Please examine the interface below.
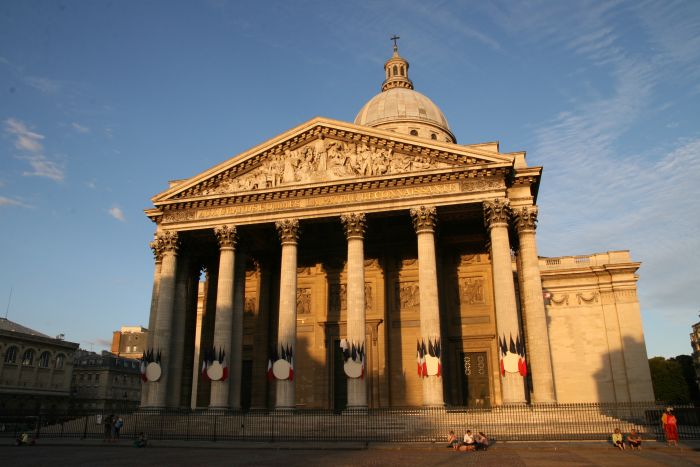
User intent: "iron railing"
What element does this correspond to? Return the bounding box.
[1,403,698,442]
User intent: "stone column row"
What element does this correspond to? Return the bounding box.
[484,198,556,404]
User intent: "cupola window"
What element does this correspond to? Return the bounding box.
[410,130,418,136]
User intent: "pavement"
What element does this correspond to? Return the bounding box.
[2,438,700,466]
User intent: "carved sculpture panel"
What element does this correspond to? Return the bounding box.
[398,282,420,312]
[459,277,485,305]
[200,137,454,195]
[297,288,311,314]
[329,283,373,314]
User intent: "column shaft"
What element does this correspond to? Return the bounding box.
[485,200,527,404]
[275,219,299,409]
[147,231,179,408]
[141,252,162,407]
[411,206,444,407]
[209,225,237,409]
[515,207,556,403]
[342,213,367,409]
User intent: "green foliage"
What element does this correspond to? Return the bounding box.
[671,354,700,402]
[649,356,691,403]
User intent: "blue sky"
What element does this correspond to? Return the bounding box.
[1,1,698,358]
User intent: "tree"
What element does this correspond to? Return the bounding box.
[648,356,690,403]
[671,354,700,402]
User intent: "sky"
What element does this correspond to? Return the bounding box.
[1,0,698,358]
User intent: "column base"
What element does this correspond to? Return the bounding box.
[342,406,368,415]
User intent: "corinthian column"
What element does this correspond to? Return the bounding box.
[484,199,526,404]
[340,212,367,409]
[147,230,179,408]
[275,219,299,409]
[141,242,163,407]
[514,206,556,403]
[410,206,444,407]
[209,225,237,409]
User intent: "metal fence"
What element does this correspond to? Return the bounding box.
[1,403,698,442]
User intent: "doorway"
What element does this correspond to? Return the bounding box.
[459,351,490,408]
[333,340,347,413]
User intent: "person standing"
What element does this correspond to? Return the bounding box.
[662,407,679,447]
[113,415,124,441]
[103,414,114,442]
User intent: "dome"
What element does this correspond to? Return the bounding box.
[354,43,456,143]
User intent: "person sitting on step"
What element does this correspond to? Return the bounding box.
[626,429,642,450]
[612,427,625,450]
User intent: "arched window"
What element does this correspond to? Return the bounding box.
[22,349,34,366]
[393,65,398,76]
[410,130,418,136]
[400,66,405,76]
[55,354,65,369]
[4,346,18,364]
[431,133,437,140]
[39,351,50,368]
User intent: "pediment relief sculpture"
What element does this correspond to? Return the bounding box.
[197,137,456,197]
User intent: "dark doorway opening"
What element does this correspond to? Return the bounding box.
[459,351,490,408]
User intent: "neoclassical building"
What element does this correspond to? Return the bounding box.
[141,45,654,410]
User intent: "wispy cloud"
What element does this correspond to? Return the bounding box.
[108,206,126,222]
[0,56,62,95]
[24,76,62,95]
[5,118,44,153]
[71,122,90,134]
[4,118,66,182]
[0,196,33,208]
[20,154,66,182]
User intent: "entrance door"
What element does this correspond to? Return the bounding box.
[460,352,490,408]
[333,340,347,412]
[241,360,252,410]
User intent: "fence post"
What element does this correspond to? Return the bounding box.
[82,414,88,439]
[213,415,218,443]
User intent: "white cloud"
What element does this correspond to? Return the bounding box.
[5,118,45,153]
[71,122,90,134]
[0,196,32,208]
[5,118,66,182]
[108,206,126,222]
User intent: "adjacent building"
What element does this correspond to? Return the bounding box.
[0,317,79,412]
[691,317,700,393]
[111,326,149,359]
[71,350,141,412]
[139,44,654,410]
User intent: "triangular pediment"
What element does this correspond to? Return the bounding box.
[152,117,514,204]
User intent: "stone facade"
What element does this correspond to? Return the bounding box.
[139,46,654,410]
[0,318,79,412]
[71,350,141,412]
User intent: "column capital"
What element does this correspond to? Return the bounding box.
[275,218,300,244]
[340,212,367,239]
[483,198,511,230]
[150,230,179,260]
[214,224,238,249]
[410,205,437,233]
[513,206,539,233]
